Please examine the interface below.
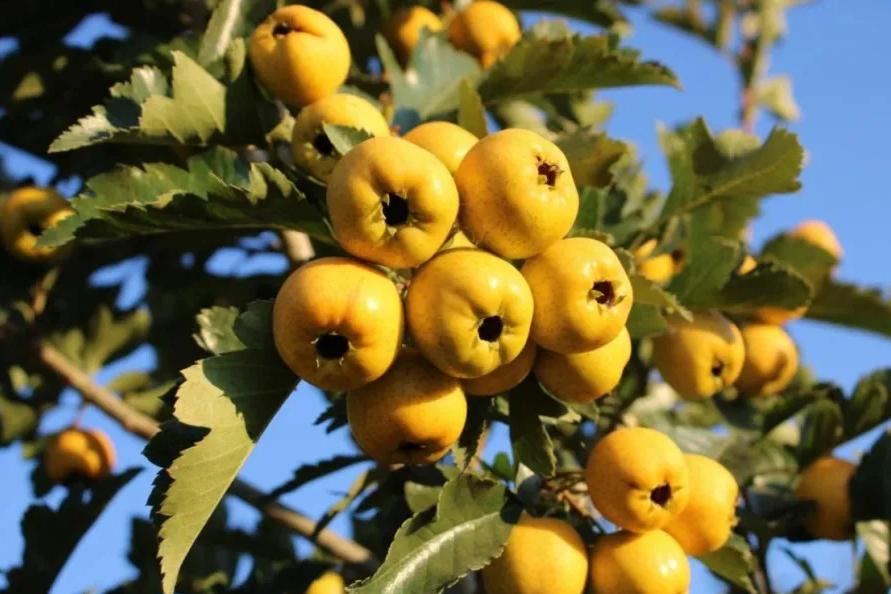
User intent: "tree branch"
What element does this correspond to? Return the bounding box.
[34,340,373,566]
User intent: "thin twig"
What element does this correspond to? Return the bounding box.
[34,340,373,566]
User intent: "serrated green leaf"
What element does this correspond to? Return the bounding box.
[806,280,891,338]
[668,236,741,305]
[707,260,813,313]
[697,534,758,594]
[348,474,521,594]
[194,306,244,355]
[39,147,330,247]
[845,370,891,439]
[509,378,559,477]
[479,25,678,104]
[797,399,843,466]
[630,274,690,316]
[322,122,373,156]
[0,394,38,445]
[404,482,442,514]
[457,78,488,138]
[266,454,367,500]
[626,304,668,338]
[760,233,837,288]
[556,128,627,189]
[198,0,276,66]
[146,302,298,594]
[657,119,803,224]
[49,306,151,373]
[453,397,491,470]
[3,469,139,593]
[377,32,480,129]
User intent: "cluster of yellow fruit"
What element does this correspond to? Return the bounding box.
[0,186,73,262]
[484,427,739,594]
[41,427,116,484]
[637,220,843,403]
[249,1,519,110]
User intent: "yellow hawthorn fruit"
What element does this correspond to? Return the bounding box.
[790,219,843,262]
[664,454,739,556]
[44,428,116,483]
[590,530,691,594]
[794,456,856,541]
[248,5,350,106]
[381,6,443,65]
[305,571,344,594]
[403,121,478,176]
[406,248,534,378]
[291,94,390,182]
[633,239,677,284]
[346,349,467,465]
[327,136,459,268]
[738,254,758,275]
[652,310,745,400]
[455,128,579,259]
[463,338,536,396]
[535,326,631,404]
[481,513,588,594]
[736,323,799,396]
[272,257,403,391]
[438,229,476,252]
[753,305,807,326]
[0,186,72,262]
[586,427,689,533]
[522,237,632,353]
[448,1,521,68]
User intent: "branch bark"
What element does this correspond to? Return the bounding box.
[35,340,373,566]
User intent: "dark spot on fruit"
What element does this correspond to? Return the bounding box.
[650,484,672,507]
[312,132,335,156]
[537,159,561,187]
[711,360,725,377]
[383,193,410,226]
[591,280,615,306]
[272,22,292,37]
[478,316,504,342]
[316,332,349,359]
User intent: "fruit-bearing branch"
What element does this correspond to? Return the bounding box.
[34,340,373,566]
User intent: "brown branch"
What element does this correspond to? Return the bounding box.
[34,340,373,566]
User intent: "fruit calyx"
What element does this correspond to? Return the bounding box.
[477,315,504,342]
[650,483,672,507]
[536,158,562,187]
[314,332,350,360]
[312,131,336,157]
[382,192,410,227]
[590,280,616,306]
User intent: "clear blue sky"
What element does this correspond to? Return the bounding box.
[1,3,890,592]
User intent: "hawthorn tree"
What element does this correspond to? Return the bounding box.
[1,1,891,593]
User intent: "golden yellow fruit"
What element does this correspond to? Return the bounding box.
[736,323,798,396]
[737,254,758,275]
[0,186,72,262]
[463,338,536,396]
[481,513,588,594]
[638,254,676,284]
[791,219,843,261]
[305,571,344,594]
[403,121,478,176]
[652,310,745,400]
[664,454,738,556]
[522,237,632,353]
[455,128,579,259]
[381,6,443,65]
[753,305,807,326]
[586,427,689,533]
[590,530,691,594]
[438,229,476,252]
[44,428,116,483]
[346,349,467,465]
[248,5,350,106]
[448,1,521,67]
[291,94,390,182]
[272,257,403,391]
[406,249,533,378]
[326,136,459,268]
[535,326,630,404]
[794,456,856,541]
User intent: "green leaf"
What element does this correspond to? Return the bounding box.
[194,306,244,355]
[509,379,559,477]
[39,147,330,247]
[0,394,38,445]
[668,236,741,305]
[453,397,491,470]
[657,119,804,224]
[756,75,800,122]
[404,482,442,514]
[856,521,891,593]
[850,429,891,522]
[806,281,891,338]
[707,260,812,313]
[198,0,275,66]
[796,399,844,466]
[479,24,678,104]
[630,274,690,317]
[556,128,628,189]
[626,303,668,338]
[348,474,521,594]
[3,469,140,593]
[697,535,758,594]
[760,233,837,288]
[49,306,151,373]
[845,370,891,438]
[266,454,367,500]
[377,32,479,129]
[457,78,488,138]
[146,302,298,594]
[322,122,374,156]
